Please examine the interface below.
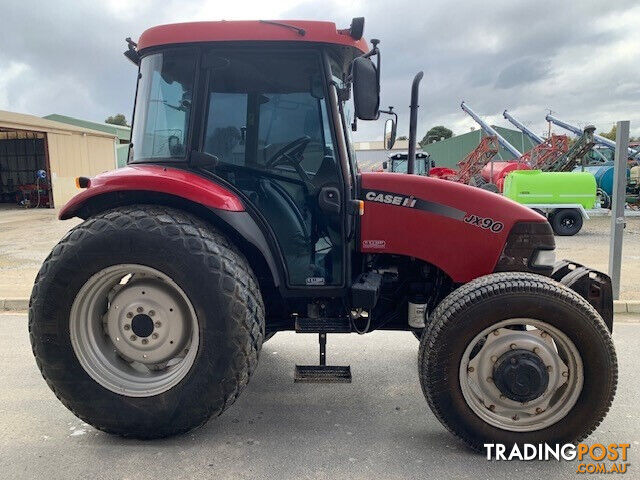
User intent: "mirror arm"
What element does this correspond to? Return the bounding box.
[379,106,397,124]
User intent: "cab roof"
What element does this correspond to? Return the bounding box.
[137,20,369,54]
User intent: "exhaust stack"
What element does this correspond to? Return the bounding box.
[407,72,424,175]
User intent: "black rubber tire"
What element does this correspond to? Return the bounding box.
[597,189,611,210]
[263,332,276,343]
[418,272,617,452]
[550,208,583,236]
[29,205,264,439]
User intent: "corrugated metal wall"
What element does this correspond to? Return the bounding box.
[46,131,116,207]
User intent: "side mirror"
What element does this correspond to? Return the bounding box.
[352,56,380,120]
[384,118,396,150]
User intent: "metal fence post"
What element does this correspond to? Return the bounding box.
[608,121,630,300]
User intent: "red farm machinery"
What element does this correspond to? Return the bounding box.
[28,18,617,451]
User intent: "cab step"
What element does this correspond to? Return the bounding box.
[294,365,352,383]
[294,333,352,383]
[295,317,351,333]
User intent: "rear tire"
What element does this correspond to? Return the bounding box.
[29,205,264,439]
[551,208,583,236]
[418,272,616,451]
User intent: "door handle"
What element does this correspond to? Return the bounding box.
[318,186,341,214]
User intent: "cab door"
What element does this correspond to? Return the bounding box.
[198,49,346,288]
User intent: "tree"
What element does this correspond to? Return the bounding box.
[599,125,616,141]
[420,125,453,146]
[105,114,128,126]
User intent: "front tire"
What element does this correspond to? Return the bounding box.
[29,205,264,438]
[418,272,616,451]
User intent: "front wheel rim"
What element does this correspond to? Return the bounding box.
[70,264,199,397]
[459,318,583,432]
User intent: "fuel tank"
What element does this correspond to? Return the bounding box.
[359,172,544,283]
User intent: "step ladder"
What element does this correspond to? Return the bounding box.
[294,317,352,383]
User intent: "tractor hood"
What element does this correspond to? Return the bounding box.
[359,172,548,282]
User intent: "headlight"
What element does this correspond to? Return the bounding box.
[531,249,556,268]
[495,221,555,275]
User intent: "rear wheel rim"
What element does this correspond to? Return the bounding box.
[70,264,199,397]
[459,318,583,432]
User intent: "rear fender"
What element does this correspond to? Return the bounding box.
[59,165,281,288]
[59,165,244,219]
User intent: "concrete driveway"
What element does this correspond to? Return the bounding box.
[1,313,638,480]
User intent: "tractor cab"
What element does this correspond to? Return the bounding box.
[383,152,434,174]
[126,19,378,290]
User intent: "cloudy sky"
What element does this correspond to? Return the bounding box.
[2,0,639,143]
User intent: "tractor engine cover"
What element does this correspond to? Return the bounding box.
[359,172,545,283]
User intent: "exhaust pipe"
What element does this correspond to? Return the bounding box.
[407,71,424,175]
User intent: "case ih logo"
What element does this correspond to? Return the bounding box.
[365,191,417,208]
[463,214,504,233]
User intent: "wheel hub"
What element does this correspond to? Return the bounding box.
[459,320,584,432]
[493,349,549,402]
[105,278,190,365]
[131,314,154,338]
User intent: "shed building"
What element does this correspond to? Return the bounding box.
[0,110,118,208]
[421,126,537,169]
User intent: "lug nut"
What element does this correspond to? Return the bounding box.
[141,339,148,345]
[535,408,542,414]
[467,366,474,372]
[149,310,155,317]
[486,377,493,383]
[533,347,539,354]
[130,335,137,341]
[490,356,497,363]
[152,333,159,339]
[137,306,144,313]
[562,371,569,377]
[512,415,519,421]
[155,321,161,328]
[126,312,133,319]
[124,324,130,331]
[509,343,516,350]
[493,330,500,336]
[488,405,495,411]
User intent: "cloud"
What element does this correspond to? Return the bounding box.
[495,58,551,89]
[0,0,639,143]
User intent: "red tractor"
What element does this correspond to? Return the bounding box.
[29,18,617,451]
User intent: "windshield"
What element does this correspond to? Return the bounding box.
[391,157,429,174]
[131,48,197,162]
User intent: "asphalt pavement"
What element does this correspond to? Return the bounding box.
[1,313,638,480]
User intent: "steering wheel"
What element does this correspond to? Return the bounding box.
[265,136,312,186]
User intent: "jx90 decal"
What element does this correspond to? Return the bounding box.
[464,214,504,233]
